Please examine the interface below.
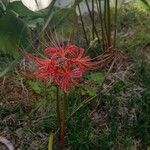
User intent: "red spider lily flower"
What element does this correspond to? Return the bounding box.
[26,53,58,81]
[45,44,97,70]
[26,43,99,92]
[54,62,83,92]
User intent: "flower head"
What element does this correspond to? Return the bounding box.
[26,43,98,92]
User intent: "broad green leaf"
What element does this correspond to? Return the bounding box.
[0,11,30,57]
[7,1,43,18]
[27,80,42,94]
[7,1,46,27]
[41,0,57,32]
[89,72,104,82]
[49,8,74,37]
[81,85,97,96]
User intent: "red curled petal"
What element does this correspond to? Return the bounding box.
[76,48,85,59]
[44,48,58,56]
[70,68,84,78]
[65,44,79,58]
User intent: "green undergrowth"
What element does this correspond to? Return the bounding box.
[117,0,150,54]
[1,68,149,149]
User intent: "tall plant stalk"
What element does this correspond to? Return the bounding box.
[92,0,95,39]
[113,0,118,48]
[102,0,112,49]
[97,0,107,50]
[107,0,111,47]
[104,0,111,48]
[76,0,117,50]
[104,0,109,48]
[69,0,78,42]
[77,0,89,45]
[60,92,67,150]
[85,0,100,43]
[56,86,60,126]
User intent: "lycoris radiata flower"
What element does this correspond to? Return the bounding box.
[26,43,99,92]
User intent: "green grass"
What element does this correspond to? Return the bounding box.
[117,0,150,54]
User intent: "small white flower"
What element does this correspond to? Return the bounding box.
[10,0,20,2]
[21,0,52,11]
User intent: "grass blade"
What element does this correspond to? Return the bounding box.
[48,133,54,150]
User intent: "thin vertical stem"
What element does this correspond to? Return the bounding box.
[77,0,89,45]
[60,92,67,150]
[69,0,77,42]
[104,0,109,48]
[92,0,95,39]
[97,0,107,50]
[107,0,111,47]
[85,0,101,43]
[104,0,112,48]
[56,86,60,126]
[113,0,118,48]
[63,92,67,121]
